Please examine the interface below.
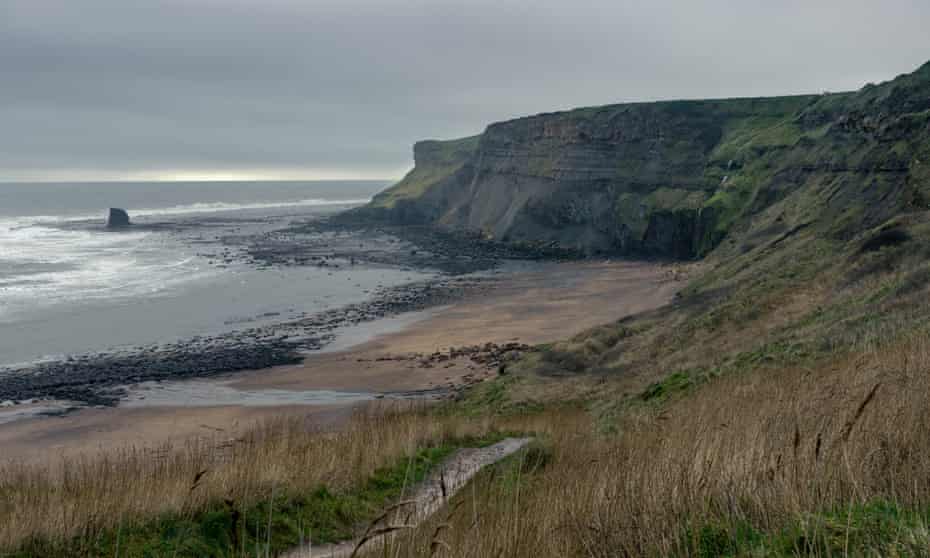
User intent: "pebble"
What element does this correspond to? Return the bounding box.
[0,217,556,408]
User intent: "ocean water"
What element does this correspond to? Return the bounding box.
[0,180,430,366]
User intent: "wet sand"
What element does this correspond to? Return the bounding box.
[0,261,680,463]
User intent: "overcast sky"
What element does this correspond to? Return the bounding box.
[2,0,929,182]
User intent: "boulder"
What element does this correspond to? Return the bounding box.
[107,208,131,228]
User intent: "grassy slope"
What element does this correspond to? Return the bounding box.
[369,135,480,209]
[0,406,557,558]
[395,331,930,556]
[12,445,458,558]
[399,231,930,552]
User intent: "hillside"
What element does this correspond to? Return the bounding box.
[358,61,930,259]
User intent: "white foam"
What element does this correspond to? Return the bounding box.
[123,379,377,408]
[0,197,371,227]
[0,220,216,322]
[0,195,370,322]
[128,197,371,218]
[0,401,77,425]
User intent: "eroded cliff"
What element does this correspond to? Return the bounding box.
[357,61,930,259]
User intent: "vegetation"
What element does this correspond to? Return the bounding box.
[9,445,457,557]
[369,136,480,209]
[386,331,930,556]
[0,405,546,557]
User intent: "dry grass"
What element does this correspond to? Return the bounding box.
[0,400,570,557]
[0,403,518,554]
[4,335,930,556]
[384,332,930,557]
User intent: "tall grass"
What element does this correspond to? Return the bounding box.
[390,333,930,556]
[0,403,509,554]
[6,333,930,555]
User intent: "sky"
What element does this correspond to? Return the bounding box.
[2,0,929,182]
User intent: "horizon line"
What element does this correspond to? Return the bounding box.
[0,177,399,184]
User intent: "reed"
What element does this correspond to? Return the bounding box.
[0,402,504,554]
[390,332,930,556]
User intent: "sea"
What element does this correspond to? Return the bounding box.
[0,180,433,367]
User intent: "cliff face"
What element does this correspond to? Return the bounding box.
[361,61,930,259]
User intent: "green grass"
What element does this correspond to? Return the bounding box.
[370,135,480,208]
[611,188,710,240]
[685,501,930,557]
[6,438,505,558]
[639,370,698,402]
[709,115,804,163]
[451,374,551,418]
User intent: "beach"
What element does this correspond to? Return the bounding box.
[0,260,680,462]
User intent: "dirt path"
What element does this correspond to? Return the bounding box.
[285,437,533,558]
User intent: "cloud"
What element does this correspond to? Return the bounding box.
[1,0,929,181]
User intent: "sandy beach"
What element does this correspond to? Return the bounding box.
[0,260,680,462]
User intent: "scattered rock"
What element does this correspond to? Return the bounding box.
[0,264,496,406]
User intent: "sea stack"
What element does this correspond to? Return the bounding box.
[107,208,131,228]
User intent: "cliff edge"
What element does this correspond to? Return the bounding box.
[354,61,930,259]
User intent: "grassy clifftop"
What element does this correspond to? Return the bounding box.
[369,135,480,209]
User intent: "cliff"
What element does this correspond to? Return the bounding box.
[358,61,930,259]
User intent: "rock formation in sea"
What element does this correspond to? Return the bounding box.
[107,208,131,228]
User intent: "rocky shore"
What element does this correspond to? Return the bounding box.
[0,215,559,410]
[0,273,494,408]
[355,341,533,398]
[239,215,580,275]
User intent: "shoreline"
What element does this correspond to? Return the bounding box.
[0,259,682,463]
[0,270,494,407]
[0,216,528,408]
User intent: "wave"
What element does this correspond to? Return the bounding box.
[126,197,371,219]
[0,197,371,230]
[0,195,370,323]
